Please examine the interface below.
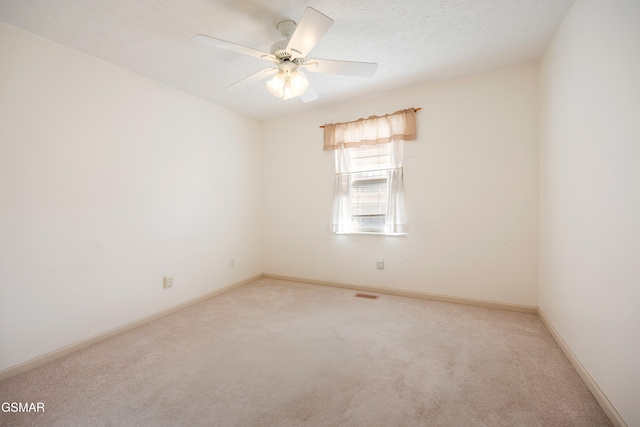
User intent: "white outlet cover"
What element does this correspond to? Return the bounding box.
[376,260,384,270]
[163,275,174,288]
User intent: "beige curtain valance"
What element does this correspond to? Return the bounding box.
[323,108,417,151]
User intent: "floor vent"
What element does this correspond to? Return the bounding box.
[354,293,379,300]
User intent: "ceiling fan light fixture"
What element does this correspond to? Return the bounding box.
[267,69,308,100]
[266,72,286,97]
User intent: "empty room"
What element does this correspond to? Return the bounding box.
[1,0,638,426]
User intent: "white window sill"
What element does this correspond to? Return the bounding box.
[334,232,406,236]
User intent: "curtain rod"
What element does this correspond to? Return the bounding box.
[319,107,421,129]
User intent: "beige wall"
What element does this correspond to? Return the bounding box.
[263,64,539,307]
[0,22,263,372]
[539,0,640,425]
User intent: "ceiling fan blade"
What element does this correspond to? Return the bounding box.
[225,68,278,91]
[286,7,334,58]
[300,84,319,103]
[302,59,378,77]
[192,34,276,61]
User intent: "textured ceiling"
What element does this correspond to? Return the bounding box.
[0,0,575,121]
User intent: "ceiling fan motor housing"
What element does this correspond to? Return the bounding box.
[270,40,302,63]
[271,20,302,62]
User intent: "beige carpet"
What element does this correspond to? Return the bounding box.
[0,278,612,426]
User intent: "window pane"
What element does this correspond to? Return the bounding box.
[351,169,388,232]
[352,215,386,232]
[349,144,391,173]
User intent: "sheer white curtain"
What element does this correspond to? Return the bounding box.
[385,140,406,235]
[329,146,353,234]
[324,109,416,235]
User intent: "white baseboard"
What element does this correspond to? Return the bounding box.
[0,274,261,383]
[262,273,538,314]
[538,308,627,427]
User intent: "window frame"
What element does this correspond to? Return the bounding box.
[331,141,406,236]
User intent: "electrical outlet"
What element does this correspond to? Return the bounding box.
[230,258,235,268]
[376,260,384,270]
[163,275,173,288]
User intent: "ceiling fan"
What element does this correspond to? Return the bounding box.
[192,7,378,102]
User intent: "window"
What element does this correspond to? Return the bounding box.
[324,108,417,235]
[344,143,391,233]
